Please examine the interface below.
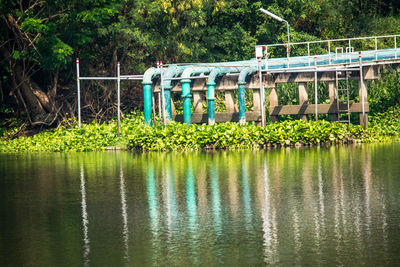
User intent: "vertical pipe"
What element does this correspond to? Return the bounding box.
[314,55,318,121]
[181,79,192,124]
[117,62,121,137]
[307,43,310,66]
[395,36,397,59]
[76,58,81,128]
[258,58,265,127]
[143,82,153,126]
[238,82,246,125]
[207,82,216,125]
[375,37,378,60]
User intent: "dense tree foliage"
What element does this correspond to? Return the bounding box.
[1,0,399,125]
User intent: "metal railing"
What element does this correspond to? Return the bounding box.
[76,59,143,134]
[256,34,400,69]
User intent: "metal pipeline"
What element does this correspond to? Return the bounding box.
[180,67,213,124]
[206,66,244,125]
[161,65,186,123]
[238,66,257,125]
[142,67,160,126]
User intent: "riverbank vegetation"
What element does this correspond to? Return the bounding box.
[1,106,399,152]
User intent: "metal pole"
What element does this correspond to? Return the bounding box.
[157,61,162,122]
[286,21,290,59]
[158,93,162,122]
[76,58,81,128]
[359,52,366,129]
[258,58,265,127]
[314,55,318,121]
[117,62,121,137]
[160,62,166,127]
[328,41,331,64]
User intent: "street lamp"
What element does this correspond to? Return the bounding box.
[260,8,290,59]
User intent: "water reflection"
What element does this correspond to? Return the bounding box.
[80,164,90,266]
[2,146,398,266]
[119,164,129,260]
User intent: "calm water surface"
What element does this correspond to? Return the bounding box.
[1,144,400,266]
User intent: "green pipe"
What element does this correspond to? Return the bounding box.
[238,82,246,125]
[206,82,216,125]
[181,79,192,124]
[143,82,153,126]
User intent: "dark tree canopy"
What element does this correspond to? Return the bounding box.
[1,0,399,125]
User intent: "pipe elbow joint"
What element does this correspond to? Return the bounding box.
[142,67,159,84]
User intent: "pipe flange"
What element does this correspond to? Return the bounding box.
[182,94,192,98]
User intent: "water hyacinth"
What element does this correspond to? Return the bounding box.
[1,107,399,152]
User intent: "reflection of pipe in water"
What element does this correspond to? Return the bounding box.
[80,164,90,266]
[119,164,129,260]
[211,164,222,233]
[313,155,325,262]
[241,158,252,228]
[362,153,371,236]
[164,166,177,240]
[147,163,160,263]
[186,162,199,262]
[261,161,278,264]
[186,163,198,227]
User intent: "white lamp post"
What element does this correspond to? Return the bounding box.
[260,8,291,59]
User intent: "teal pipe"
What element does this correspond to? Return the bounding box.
[181,79,192,124]
[142,67,160,126]
[238,67,257,125]
[180,67,213,124]
[161,65,186,123]
[206,82,216,125]
[207,66,244,125]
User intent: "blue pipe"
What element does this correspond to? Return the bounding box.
[180,67,213,124]
[207,66,244,125]
[161,65,186,123]
[142,67,160,126]
[238,67,257,125]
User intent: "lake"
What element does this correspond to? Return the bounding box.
[1,144,400,266]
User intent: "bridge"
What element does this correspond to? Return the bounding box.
[141,35,400,128]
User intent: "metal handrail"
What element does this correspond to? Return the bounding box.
[257,34,399,49]
[256,34,399,61]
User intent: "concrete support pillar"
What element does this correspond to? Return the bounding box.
[225,90,237,112]
[253,89,261,125]
[253,89,261,112]
[170,94,175,115]
[328,81,338,121]
[193,91,203,113]
[269,86,278,122]
[298,82,308,121]
[359,78,368,128]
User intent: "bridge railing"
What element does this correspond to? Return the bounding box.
[256,34,400,69]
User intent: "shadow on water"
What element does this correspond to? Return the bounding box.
[1,144,400,266]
